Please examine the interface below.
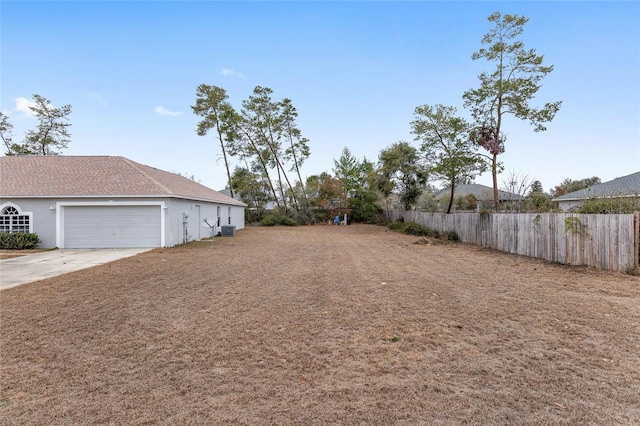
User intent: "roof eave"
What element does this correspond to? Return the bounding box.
[552,193,639,202]
[0,193,247,206]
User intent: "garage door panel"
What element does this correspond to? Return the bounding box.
[64,206,161,248]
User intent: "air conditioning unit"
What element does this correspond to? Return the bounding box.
[220,225,236,237]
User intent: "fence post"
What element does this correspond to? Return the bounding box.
[634,211,640,270]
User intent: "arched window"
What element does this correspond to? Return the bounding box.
[2,206,19,215]
[0,204,32,233]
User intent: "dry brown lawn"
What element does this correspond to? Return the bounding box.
[1,224,639,425]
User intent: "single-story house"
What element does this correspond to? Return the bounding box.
[0,156,246,248]
[433,184,524,211]
[552,171,640,211]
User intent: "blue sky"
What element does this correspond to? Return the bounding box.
[2,1,639,194]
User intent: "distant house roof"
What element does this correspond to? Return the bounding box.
[0,155,246,206]
[433,184,524,201]
[218,189,243,201]
[552,171,640,201]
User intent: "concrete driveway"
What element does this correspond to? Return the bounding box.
[0,248,152,290]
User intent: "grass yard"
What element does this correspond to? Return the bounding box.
[1,224,639,425]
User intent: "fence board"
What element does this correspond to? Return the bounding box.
[388,210,636,272]
[635,212,640,269]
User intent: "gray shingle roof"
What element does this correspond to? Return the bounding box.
[553,171,640,201]
[433,184,524,201]
[0,155,246,206]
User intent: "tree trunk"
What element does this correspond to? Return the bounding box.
[262,125,299,211]
[492,152,499,212]
[447,181,455,214]
[288,133,308,212]
[216,126,234,198]
[241,129,281,209]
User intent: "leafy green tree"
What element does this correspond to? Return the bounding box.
[333,149,380,222]
[464,194,478,211]
[463,12,562,211]
[241,86,299,210]
[529,180,544,194]
[351,158,381,223]
[231,165,272,218]
[220,86,311,214]
[242,86,291,207]
[19,94,72,155]
[375,168,395,220]
[332,148,375,196]
[349,187,381,223]
[0,112,19,155]
[411,104,486,213]
[378,141,428,210]
[524,179,552,211]
[333,147,361,197]
[524,191,553,212]
[552,176,601,197]
[225,107,282,209]
[305,173,348,220]
[1,112,12,144]
[191,84,237,198]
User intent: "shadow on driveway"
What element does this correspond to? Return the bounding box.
[0,249,152,290]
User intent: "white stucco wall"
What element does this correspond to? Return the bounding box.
[0,198,57,248]
[164,198,245,246]
[557,200,583,212]
[0,196,245,249]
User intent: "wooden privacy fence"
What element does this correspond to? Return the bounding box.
[388,210,640,272]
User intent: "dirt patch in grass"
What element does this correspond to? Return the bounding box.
[1,224,639,424]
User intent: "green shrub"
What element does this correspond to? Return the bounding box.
[387,220,406,232]
[575,194,640,214]
[0,232,40,249]
[444,230,460,241]
[404,221,428,236]
[387,220,429,236]
[260,214,300,227]
[260,216,278,226]
[425,228,440,238]
[387,221,459,242]
[278,216,298,226]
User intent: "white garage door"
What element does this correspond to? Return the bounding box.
[63,205,161,248]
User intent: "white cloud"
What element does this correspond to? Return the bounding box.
[220,68,247,79]
[153,106,183,117]
[87,92,107,106]
[15,97,36,117]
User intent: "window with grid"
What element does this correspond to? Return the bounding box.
[0,206,31,233]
